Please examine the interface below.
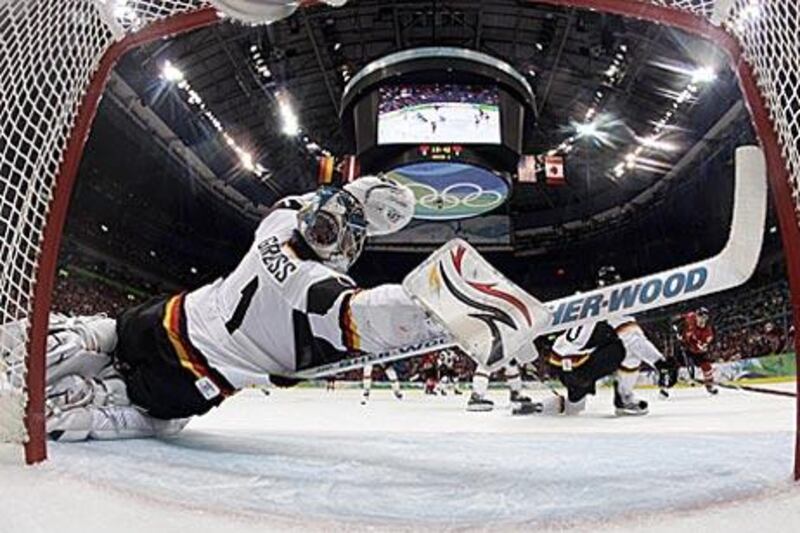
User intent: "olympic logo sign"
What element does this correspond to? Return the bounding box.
[407,182,506,212]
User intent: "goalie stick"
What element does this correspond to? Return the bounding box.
[295,146,766,379]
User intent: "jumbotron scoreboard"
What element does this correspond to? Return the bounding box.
[340,47,536,221]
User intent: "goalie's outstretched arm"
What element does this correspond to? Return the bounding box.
[298,281,446,373]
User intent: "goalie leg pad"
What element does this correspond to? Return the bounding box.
[48,405,189,442]
[46,331,114,384]
[49,313,118,353]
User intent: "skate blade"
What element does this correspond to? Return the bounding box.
[466,404,494,412]
[511,403,543,416]
[614,407,649,416]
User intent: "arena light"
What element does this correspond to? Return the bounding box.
[161,60,184,83]
[638,135,677,152]
[576,121,599,138]
[163,63,269,178]
[691,66,716,84]
[239,151,256,172]
[276,91,299,136]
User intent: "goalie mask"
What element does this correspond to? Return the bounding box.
[344,176,416,236]
[297,187,367,272]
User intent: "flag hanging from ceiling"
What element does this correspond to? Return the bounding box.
[517,155,538,183]
[544,155,565,186]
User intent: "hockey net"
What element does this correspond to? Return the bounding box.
[1,0,799,472]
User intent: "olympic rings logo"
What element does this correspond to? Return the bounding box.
[407,182,506,211]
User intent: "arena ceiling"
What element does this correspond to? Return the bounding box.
[73,0,762,285]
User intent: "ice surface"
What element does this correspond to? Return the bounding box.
[2,383,799,532]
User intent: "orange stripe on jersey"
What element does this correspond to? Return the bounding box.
[547,353,590,369]
[163,295,205,379]
[340,291,361,351]
[162,294,234,397]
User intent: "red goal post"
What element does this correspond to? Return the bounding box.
[1,0,798,477]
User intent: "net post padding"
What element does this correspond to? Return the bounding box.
[531,0,800,483]
[24,7,219,464]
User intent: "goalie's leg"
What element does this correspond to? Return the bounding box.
[46,367,187,441]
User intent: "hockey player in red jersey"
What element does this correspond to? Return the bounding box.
[679,307,717,394]
[658,307,716,397]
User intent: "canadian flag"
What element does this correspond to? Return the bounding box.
[545,155,565,185]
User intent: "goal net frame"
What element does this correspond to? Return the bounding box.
[2,0,799,478]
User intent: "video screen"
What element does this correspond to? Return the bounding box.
[377,84,501,145]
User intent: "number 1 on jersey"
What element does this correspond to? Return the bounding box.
[225,276,259,335]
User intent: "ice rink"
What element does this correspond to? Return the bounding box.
[3,382,800,532]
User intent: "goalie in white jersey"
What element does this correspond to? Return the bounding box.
[35,178,443,441]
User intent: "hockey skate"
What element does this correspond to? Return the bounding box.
[705,383,719,395]
[659,388,670,399]
[509,390,532,405]
[393,389,403,400]
[361,390,370,405]
[614,383,648,416]
[466,392,494,412]
[511,401,545,416]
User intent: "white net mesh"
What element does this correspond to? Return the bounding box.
[726,0,800,215]
[0,0,206,447]
[0,0,797,456]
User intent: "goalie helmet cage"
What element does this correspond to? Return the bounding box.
[1,0,799,475]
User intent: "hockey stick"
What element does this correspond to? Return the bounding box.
[716,381,796,397]
[297,147,766,379]
[293,335,456,379]
[538,146,766,335]
[689,376,797,398]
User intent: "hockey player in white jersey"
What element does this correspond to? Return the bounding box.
[361,363,402,404]
[434,349,462,396]
[467,356,535,412]
[524,266,664,417]
[33,178,441,441]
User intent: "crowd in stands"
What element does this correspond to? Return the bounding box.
[640,280,794,362]
[51,269,145,317]
[378,84,498,114]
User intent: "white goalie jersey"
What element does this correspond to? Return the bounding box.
[183,207,440,388]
